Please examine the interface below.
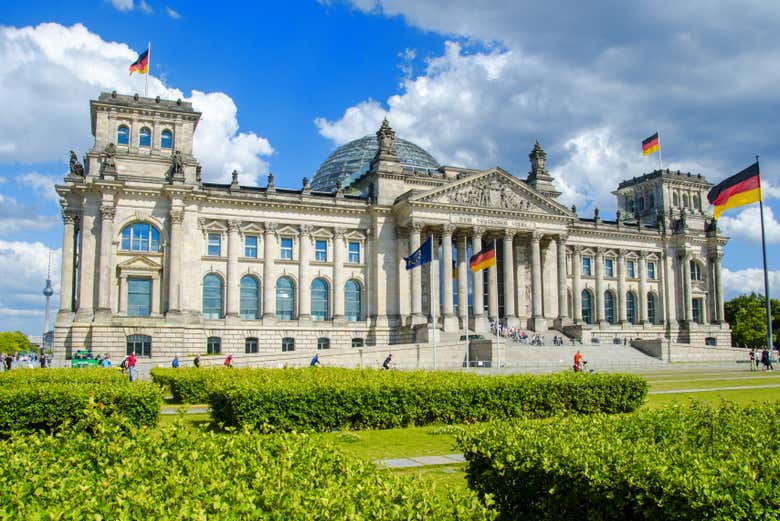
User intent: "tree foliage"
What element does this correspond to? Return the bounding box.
[724,293,780,348]
[0,331,33,354]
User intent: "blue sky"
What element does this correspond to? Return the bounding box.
[1,0,779,336]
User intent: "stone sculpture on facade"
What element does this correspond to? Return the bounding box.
[170,150,185,183]
[69,150,85,177]
[100,143,117,178]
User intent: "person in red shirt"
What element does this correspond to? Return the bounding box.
[127,351,138,382]
[224,354,233,368]
[573,350,583,372]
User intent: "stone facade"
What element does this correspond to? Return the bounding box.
[53,93,731,363]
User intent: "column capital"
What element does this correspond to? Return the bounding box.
[639,249,649,260]
[264,222,278,234]
[530,230,543,242]
[555,232,568,243]
[99,204,115,221]
[503,229,517,239]
[62,209,78,224]
[299,224,313,237]
[334,226,347,238]
[595,246,605,257]
[228,219,242,232]
[572,244,583,254]
[472,226,486,238]
[170,209,184,224]
[411,221,424,233]
[618,248,629,258]
[442,224,456,236]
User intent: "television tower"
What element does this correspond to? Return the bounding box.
[42,250,54,351]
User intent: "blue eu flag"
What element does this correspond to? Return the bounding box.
[404,237,432,270]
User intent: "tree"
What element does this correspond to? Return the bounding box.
[724,293,780,348]
[0,331,34,354]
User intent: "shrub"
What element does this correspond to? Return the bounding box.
[205,368,647,432]
[151,367,250,403]
[458,402,780,520]
[0,367,125,386]
[0,422,496,519]
[0,381,161,432]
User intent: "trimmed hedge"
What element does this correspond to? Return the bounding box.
[0,420,495,520]
[0,381,161,432]
[203,368,647,432]
[0,367,125,385]
[151,367,249,403]
[458,402,780,520]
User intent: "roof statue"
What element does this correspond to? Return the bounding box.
[69,150,85,177]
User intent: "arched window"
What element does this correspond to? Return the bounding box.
[202,274,223,319]
[647,293,657,324]
[121,222,160,252]
[626,292,636,324]
[139,127,151,147]
[683,193,690,208]
[673,192,679,207]
[690,260,703,281]
[604,291,616,324]
[161,129,173,149]
[126,334,151,357]
[311,278,329,321]
[693,194,701,210]
[345,280,361,321]
[581,290,593,325]
[240,276,259,320]
[117,125,129,145]
[648,193,655,209]
[276,277,295,321]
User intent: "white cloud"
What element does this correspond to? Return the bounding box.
[0,22,273,184]
[0,193,57,234]
[108,0,134,11]
[722,267,780,299]
[16,172,61,204]
[717,205,780,244]
[165,6,182,19]
[315,99,386,145]
[138,0,153,14]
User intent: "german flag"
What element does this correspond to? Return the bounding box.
[642,132,659,156]
[469,243,496,273]
[129,49,149,75]
[707,162,761,220]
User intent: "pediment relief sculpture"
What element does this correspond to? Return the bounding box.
[427,174,540,212]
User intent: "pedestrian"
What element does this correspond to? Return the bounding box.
[4,353,12,371]
[749,349,757,371]
[310,353,321,367]
[761,348,773,371]
[101,354,112,368]
[40,352,47,368]
[194,354,201,368]
[573,350,583,372]
[171,355,180,368]
[126,351,138,382]
[224,354,233,368]
[382,353,393,370]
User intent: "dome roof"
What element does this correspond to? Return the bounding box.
[311,134,440,192]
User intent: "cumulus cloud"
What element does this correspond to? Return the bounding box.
[165,7,182,19]
[722,267,780,299]
[107,0,134,11]
[718,205,780,244]
[16,172,61,204]
[0,22,273,184]
[0,194,57,234]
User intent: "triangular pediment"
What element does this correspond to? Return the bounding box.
[117,255,162,271]
[407,168,573,217]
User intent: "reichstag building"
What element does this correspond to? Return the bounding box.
[54,92,731,361]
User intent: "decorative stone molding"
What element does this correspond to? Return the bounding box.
[170,210,184,225]
[62,210,78,225]
[411,221,424,233]
[228,219,241,232]
[299,224,313,237]
[264,222,278,234]
[503,229,517,239]
[531,231,543,242]
[441,224,456,236]
[99,205,115,221]
[472,226,486,239]
[333,227,347,238]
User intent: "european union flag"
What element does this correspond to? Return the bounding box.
[404,237,432,270]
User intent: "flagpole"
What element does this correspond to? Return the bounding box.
[494,239,500,371]
[657,129,663,171]
[432,235,437,370]
[145,41,151,97]
[757,157,773,352]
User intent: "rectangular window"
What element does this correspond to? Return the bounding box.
[582,257,592,277]
[280,237,293,260]
[245,337,258,354]
[317,337,330,350]
[282,337,295,352]
[605,258,614,278]
[627,260,636,278]
[315,239,327,262]
[692,299,704,324]
[207,233,221,257]
[648,262,656,279]
[351,338,364,348]
[126,334,152,357]
[348,241,360,264]
[244,235,258,258]
[207,337,221,355]
[127,278,152,317]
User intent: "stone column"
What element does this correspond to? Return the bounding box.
[75,198,97,320]
[617,250,627,323]
[595,247,605,325]
[167,209,184,314]
[682,251,693,322]
[428,232,439,325]
[715,252,725,322]
[262,223,277,321]
[657,253,667,326]
[298,224,312,321]
[441,225,458,331]
[118,274,127,314]
[556,234,568,325]
[96,204,115,315]
[639,251,648,324]
[226,219,241,319]
[487,236,499,322]
[530,231,546,331]
[572,246,582,323]
[471,227,488,332]
[59,210,77,312]
[409,222,425,324]
[457,232,469,329]
[333,227,346,321]
[503,230,518,327]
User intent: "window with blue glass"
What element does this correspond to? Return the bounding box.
[604,291,616,324]
[348,241,360,263]
[627,260,636,278]
[282,337,295,352]
[276,277,295,320]
[605,258,614,278]
[240,276,259,320]
[582,257,592,276]
[207,336,221,354]
[626,292,636,324]
[126,334,151,357]
[315,240,327,261]
[690,260,702,281]
[160,129,173,149]
[280,238,293,260]
[127,278,151,317]
[202,274,223,319]
[207,233,221,256]
[311,278,329,321]
[117,125,129,145]
[244,235,258,258]
[139,127,151,147]
[648,261,656,279]
[581,290,593,324]
[647,293,657,324]
[120,223,160,252]
[345,280,361,321]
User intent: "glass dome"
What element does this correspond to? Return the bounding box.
[311,135,440,192]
